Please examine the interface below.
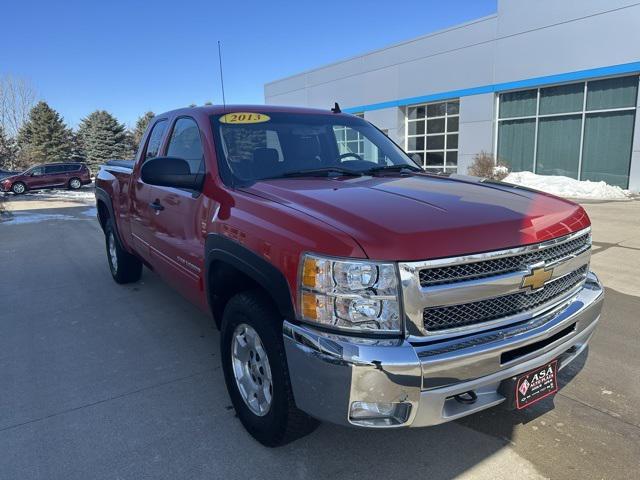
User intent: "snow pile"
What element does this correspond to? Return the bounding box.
[503,171,631,200]
[493,165,509,177]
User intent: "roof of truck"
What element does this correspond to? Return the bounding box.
[158,104,355,118]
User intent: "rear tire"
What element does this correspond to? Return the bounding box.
[221,290,318,447]
[68,177,82,190]
[11,182,26,195]
[105,218,142,284]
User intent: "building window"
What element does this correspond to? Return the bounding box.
[406,100,459,173]
[497,75,638,188]
[334,112,365,156]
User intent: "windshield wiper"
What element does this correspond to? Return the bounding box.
[264,167,364,179]
[364,164,423,175]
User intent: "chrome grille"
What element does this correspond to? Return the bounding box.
[419,232,590,287]
[422,266,588,332]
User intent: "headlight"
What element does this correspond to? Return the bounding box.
[298,254,401,334]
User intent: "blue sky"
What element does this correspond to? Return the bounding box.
[1,0,496,128]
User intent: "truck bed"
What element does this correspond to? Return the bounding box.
[104,159,135,170]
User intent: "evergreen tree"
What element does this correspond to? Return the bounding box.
[77,110,127,171]
[68,132,86,163]
[16,101,73,164]
[0,124,17,170]
[122,129,137,159]
[132,111,155,147]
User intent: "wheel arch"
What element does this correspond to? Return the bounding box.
[205,234,295,329]
[95,186,123,242]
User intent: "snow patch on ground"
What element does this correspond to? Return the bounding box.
[1,212,82,225]
[0,207,96,225]
[503,171,631,200]
[23,186,95,201]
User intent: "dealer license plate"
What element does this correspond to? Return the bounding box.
[513,360,558,409]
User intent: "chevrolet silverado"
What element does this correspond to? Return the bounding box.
[95,105,603,446]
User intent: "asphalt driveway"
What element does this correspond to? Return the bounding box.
[0,191,638,480]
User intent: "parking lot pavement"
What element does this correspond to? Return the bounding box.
[1,193,639,480]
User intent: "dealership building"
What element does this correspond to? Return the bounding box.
[265,0,640,190]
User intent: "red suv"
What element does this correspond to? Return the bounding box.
[1,162,92,194]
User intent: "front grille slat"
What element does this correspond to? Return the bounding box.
[423,266,588,332]
[419,233,590,287]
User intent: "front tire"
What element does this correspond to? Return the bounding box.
[11,182,26,195]
[68,177,82,190]
[221,290,318,446]
[105,219,142,284]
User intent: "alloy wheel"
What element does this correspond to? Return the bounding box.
[108,232,118,273]
[231,323,273,416]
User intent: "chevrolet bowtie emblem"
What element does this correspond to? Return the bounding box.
[521,265,554,292]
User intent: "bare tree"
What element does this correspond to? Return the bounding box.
[0,75,37,137]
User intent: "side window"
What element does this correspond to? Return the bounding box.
[144,120,168,161]
[31,166,44,176]
[166,118,205,174]
[45,164,64,174]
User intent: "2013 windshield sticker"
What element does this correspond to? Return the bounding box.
[219,112,270,124]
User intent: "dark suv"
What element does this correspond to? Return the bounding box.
[1,163,92,194]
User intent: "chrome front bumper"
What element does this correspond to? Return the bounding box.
[283,272,604,428]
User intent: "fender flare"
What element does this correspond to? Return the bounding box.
[205,234,295,322]
[95,186,124,245]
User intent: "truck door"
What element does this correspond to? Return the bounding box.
[130,118,169,262]
[139,116,210,307]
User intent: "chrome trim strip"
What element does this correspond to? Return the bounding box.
[410,227,591,271]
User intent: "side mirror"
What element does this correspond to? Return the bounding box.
[141,157,204,191]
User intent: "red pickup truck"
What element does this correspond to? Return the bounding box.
[95,105,603,446]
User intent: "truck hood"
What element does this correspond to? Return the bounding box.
[242,174,590,261]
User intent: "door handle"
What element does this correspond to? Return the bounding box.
[149,200,165,211]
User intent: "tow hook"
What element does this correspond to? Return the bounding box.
[454,391,478,405]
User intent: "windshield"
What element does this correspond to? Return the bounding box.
[210,112,419,185]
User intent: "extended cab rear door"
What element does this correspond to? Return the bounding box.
[130,118,169,262]
[134,116,210,306]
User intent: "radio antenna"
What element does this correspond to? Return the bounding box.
[217,40,227,111]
